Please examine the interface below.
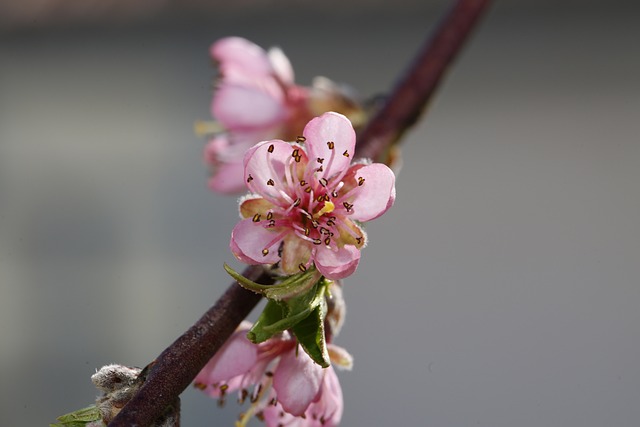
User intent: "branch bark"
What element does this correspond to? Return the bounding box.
[109,1,491,425]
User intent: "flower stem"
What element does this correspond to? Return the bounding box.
[108,1,492,425]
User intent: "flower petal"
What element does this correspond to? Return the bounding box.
[344,163,396,222]
[273,348,326,416]
[244,139,294,204]
[208,160,247,194]
[280,233,313,275]
[267,46,294,84]
[212,84,286,130]
[230,218,283,264]
[303,112,355,181]
[314,244,360,280]
[210,37,273,83]
[194,326,257,396]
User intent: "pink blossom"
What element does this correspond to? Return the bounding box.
[194,323,350,427]
[230,112,396,280]
[202,37,365,194]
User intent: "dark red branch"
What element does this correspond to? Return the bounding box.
[355,0,491,160]
[109,1,491,425]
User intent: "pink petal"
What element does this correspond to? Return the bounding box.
[244,140,294,204]
[194,327,257,396]
[208,160,247,194]
[314,244,360,280]
[230,218,283,264]
[267,46,295,84]
[212,84,286,130]
[345,163,396,222]
[313,367,343,426]
[273,348,325,416]
[303,112,356,181]
[210,37,273,83]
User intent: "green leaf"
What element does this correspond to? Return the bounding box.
[51,405,102,426]
[247,299,285,343]
[291,301,330,368]
[223,263,320,301]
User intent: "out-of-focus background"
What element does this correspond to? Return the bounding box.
[1,0,639,426]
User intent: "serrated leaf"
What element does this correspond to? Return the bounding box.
[291,301,330,368]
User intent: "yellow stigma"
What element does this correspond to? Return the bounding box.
[315,200,335,218]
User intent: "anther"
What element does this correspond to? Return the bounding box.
[298,263,307,272]
[262,249,269,256]
[267,212,273,220]
[304,228,310,236]
[293,198,301,207]
[319,177,328,187]
[327,141,335,149]
[316,166,324,172]
[317,194,325,202]
[324,237,331,245]
[343,201,353,212]
[267,179,275,186]
[356,236,363,245]
[317,157,324,164]
[305,187,312,193]
[267,220,276,227]
[358,176,365,186]
[343,150,349,157]
[247,174,253,183]
[311,220,319,228]
[296,136,306,143]
[268,144,274,153]
[313,239,322,245]
[300,180,307,186]
[292,148,300,158]
[252,213,261,222]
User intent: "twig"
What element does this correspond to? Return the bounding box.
[108,0,491,425]
[355,0,491,160]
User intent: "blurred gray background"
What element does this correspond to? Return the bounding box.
[1,0,639,426]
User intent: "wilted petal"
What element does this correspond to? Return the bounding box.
[239,195,276,219]
[213,84,285,130]
[314,244,360,280]
[273,348,325,416]
[280,233,312,275]
[230,218,283,264]
[303,112,355,181]
[344,163,396,222]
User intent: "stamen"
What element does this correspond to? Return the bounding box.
[327,141,334,149]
